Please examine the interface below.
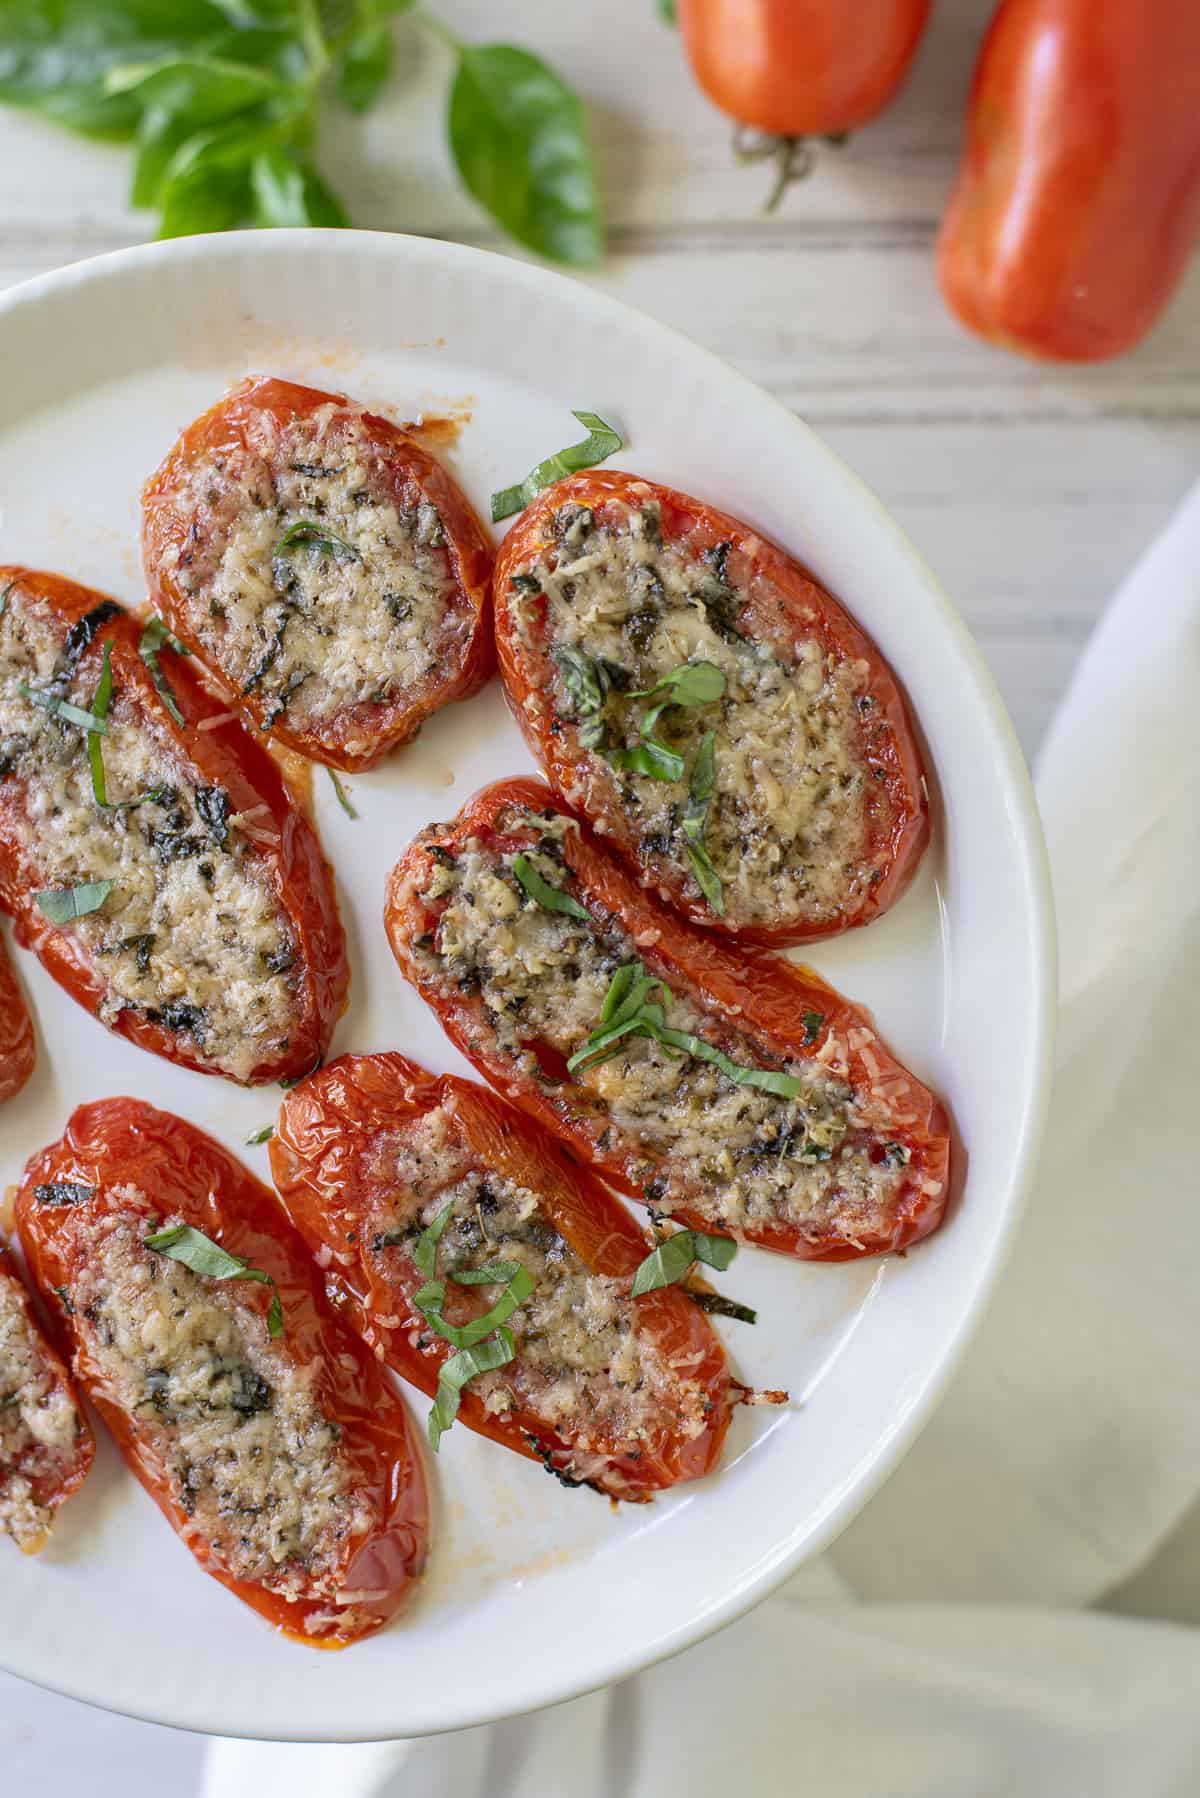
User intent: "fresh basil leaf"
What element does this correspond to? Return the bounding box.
[511,852,589,921]
[138,615,188,724]
[33,1181,95,1207]
[630,661,725,708]
[685,839,725,914]
[251,145,349,226]
[683,730,716,841]
[19,682,108,734]
[606,738,684,783]
[803,1010,825,1044]
[687,1290,756,1325]
[491,410,622,522]
[413,1199,455,1279]
[598,959,641,1028]
[158,148,255,236]
[245,1124,274,1144]
[86,642,114,805]
[552,644,609,724]
[428,1328,515,1451]
[105,51,284,119]
[449,42,602,270]
[631,1228,736,1298]
[656,0,677,21]
[656,1025,802,1097]
[450,1260,523,1286]
[337,18,391,112]
[145,1222,285,1334]
[327,766,358,819]
[35,879,114,923]
[415,1260,533,1351]
[274,519,360,560]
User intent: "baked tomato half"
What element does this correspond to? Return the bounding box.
[0,931,35,1104]
[493,472,928,946]
[0,1237,94,1554]
[16,1099,429,1647]
[0,568,347,1084]
[271,1052,732,1500]
[385,778,951,1261]
[142,376,495,769]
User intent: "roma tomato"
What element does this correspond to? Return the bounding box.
[0,569,347,1084]
[938,0,1200,361]
[272,1053,733,1499]
[385,777,952,1262]
[679,0,932,139]
[0,1237,94,1553]
[16,1099,429,1647]
[493,469,929,947]
[0,932,34,1104]
[142,377,495,770]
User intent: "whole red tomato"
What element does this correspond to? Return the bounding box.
[938,0,1200,361]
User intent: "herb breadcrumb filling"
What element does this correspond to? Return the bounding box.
[0,1271,82,1550]
[414,813,914,1248]
[0,589,301,1082]
[504,499,876,927]
[70,1207,370,1607]
[154,403,460,741]
[364,1106,711,1464]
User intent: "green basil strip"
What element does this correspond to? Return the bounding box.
[606,738,685,783]
[414,1261,533,1351]
[683,731,717,842]
[428,1328,516,1451]
[413,1199,455,1279]
[245,1125,274,1146]
[138,616,189,727]
[87,643,114,804]
[35,880,113,924]
[803,1010,825,1044]
[512,852,589,920]
[630,662,725,707]
[490,411,622,522]
[274,521,361,562]
[144,1223,284,1338]
[19,684,107,734]
[631,1228,737,1298]
[655,1025,803,1097]
[685,840,725,914]
[327,767,358,819]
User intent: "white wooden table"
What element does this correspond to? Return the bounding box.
[1,0,1196,1785]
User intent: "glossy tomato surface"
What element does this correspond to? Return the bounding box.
[937,0,1200,361]
[16,1099,429,1647]
[679,0,932,136]
[493,469,929,946]
[272,1052,732,1499]
[0,932,34,1104]
[0,1238,94,1553]
[0,568,347,1084]
[386,777,952,1261]
[141,376,495,769]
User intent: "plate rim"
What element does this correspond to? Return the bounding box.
[0,227,1057,1739]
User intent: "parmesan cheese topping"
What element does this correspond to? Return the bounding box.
[503,499,876,926]
[152,401,462,745]
[365,1106,711,1463]
[0,590,302,1081]
[68,1204,370,1601]
[415,816,914,1247]
[0,1268,82,1549]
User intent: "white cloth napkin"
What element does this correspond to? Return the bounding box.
[204,483,1200,1798]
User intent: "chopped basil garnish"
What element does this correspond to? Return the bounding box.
[33,1181,94,1207]
[83,645,164,812]
[327,768,358,819]
[803,1010,825,1044]
[35,879,113,923]
[568,960,803,1098]
[144,1223,283,1338]
[0,578,15,622]
[19,683,107,734]
[630,661,725,708]
[552,646,610,749]
[195,787,231,846]
[273,521,361,563]
[428,1332,517,1451]
[606,738,684,782]
[604,660,725,788]
[245,1125,275,1146]
[687,1290,757,1326]
[631,1228,736,1297]
[512,852,589,920]
[682,729,724,913]
[138,616,190,727]
[685,840,724,913]
[414,1260,534,1352]
[490,411,623,522]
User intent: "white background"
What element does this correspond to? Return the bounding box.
[1,0,1197,1786]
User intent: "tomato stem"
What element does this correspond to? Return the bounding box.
[731,127,849,213]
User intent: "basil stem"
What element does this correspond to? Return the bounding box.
[327,767,358,819]
[145,1223,284,1338]
[631,1228,737,1297]
[35,880,113,924]
[512,852,589,920]
[490,411,622,521]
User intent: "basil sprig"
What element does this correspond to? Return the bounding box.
[35,880,113,924]
[491,411,622,522]
[512,852,589,921]
[0,7,602,264]
[145,1223,284,1339]
[409,1200,533,1450]
[569,961,804,1099]
[138,616,190,727]
[606,660,725,787]
[631,1228,736,1296]
[274,521,361,563]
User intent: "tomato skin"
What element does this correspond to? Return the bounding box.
[493,469,929,948]
[679,0,932,137]
[385,777,952,1261]
[0,1239,94,1552]
[16,1099,429,1646]
[272,1053,732,1498]
[141,377,495,771]
[937,0,1200,361]
[0,932,34,1104]
[0,569,347,1085]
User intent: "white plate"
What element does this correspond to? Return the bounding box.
[0,231,1054,1741]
